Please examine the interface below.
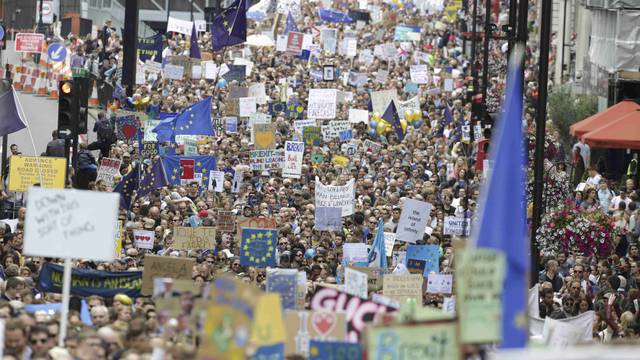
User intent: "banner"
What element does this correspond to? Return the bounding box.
[137,34,163,62]
[315,178,355,217]
[96,158,122,188]
[283,141,304,178]
[311,286,396,342]
[250,149,285,171]
[39,263,142,298]
[8,156,66,192]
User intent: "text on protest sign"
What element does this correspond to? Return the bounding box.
[173,226,216,250]
[96,158,122,188]
[141,255,195,295]
[9,156,66,192]
[315,178,355,217]
[166,17,193,35]
[24,188,119,261]
[366,321,459,360]
[307,89,338,119]
[383,274,423,303]
[344,267,368,299]
[443,216,471,236]
[283,141,304,178]
[395,199,433,243]
[133,230,154,249]
[426,273,453,294]
[250,149,285,171]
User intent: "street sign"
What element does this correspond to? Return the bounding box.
[47,43,67,63]
[15,33,45,53]
[57,127,73,140]
[0,25,5,41]
[36,1,55,25]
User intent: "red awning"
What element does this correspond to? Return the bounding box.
[569,100,640,138]
[582,110,640,149]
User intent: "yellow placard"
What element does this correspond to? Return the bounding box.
[251,294,286,346]
[8,156,66,192]
[332,155,349,167]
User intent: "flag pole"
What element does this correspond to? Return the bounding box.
[530,0,552,286]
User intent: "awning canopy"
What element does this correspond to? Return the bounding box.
[569,100,640,138]
[582,109,640,149]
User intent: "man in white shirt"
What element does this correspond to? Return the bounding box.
[586,167,602,187]
[610,188,632,213]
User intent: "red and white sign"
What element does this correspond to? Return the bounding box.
[15,33,45,53]
[286,31,304,56]
[133,230,155,249]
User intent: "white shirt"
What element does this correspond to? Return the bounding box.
[586,173,602,187]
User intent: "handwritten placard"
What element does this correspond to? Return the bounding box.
[307,89,337,119]
[141,255,195,295]
[345,267,368,299]
[24,188,119,261]
[426,273,453,294]
[396,199,433,243]
[173,226,216,250]
[315,178,354,217]
[133,229,155,249]
[366,321,460,360]
[383,274,423,303]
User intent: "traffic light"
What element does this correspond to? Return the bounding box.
[57,80,77,139]
[75,77,90,135]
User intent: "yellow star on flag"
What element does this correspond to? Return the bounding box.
[196,162,202,167]
[249,256,255,262]
[244,251,249,256]
[257,233,263,239]
[243,245,248,250]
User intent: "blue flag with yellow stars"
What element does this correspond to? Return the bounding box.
[113,163,140,209]
[152,97,214,142]
[240,228,277,268]
[138,159,169,197]
[382,100,404,141]
[211,0,247,52]
[161,156,216,188]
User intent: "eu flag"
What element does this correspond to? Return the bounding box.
[0,88,26,137]
[138,159,169,197]
[113,163,139,209]
[240,228,277,268]
[473,46,527,348]
[152,97,214,142]
[284,12,298,34]
[318,8,354,23]
[368,219,387,269]
[190,23,201,59]
[382,100,403,141]
[211,0,247,52]
[162,155,216,188]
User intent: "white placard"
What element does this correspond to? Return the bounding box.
[395,198,433,243]
[375,70,388,84]
[307,89,337,119]
[204,61,218,79]
[443,216,471,236]
[444,78,454,92]
[321,121,351,141]
[248,83,267,105]
[345,38,358,58]
[410,64,429,84]
[167,17,194,36]
[343,243,368,263]
[384,232,396,255]
[208,170,225,192]
[443,297,456,313]
[426,273,453,294]
[345,267,368,298]
[191,65,202,79]
[163,64,184,80]
[136,64,146,85]
[315,177,355,216]
[133,229,155,250]
[218,64,230,77]
[194,19,207,32]
[239,97,257,117]
[24,188,119,261]
[283,141,304,179]
[276,35,288,52]
[348,109,369,124]
[371,89,398,115]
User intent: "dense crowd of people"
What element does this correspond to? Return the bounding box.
[1,0,638,359]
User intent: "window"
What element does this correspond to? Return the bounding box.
[103,0,112,8]
[90,0,99,7]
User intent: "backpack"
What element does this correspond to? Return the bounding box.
[97,119,116,143]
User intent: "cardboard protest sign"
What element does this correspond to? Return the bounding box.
[314,207,342,232]
[9,156,66,192]
[24,188,119,261]
[443,216,471,236]
[133,230,154,249]
[308,340,362,360]
[344,267,368,298]
[240,228,277,267]
[426,273,453,294]
[456,248,506,343]
[173,226,216,250]
[303,126,322,146]
[266,268,298,310]
[383,274,423,303]
[283,141,304,178]
[251,294,287,348]
[250,149,285,171]
[395,199,433,243]
[214,210,236,232]
[366,321,460,360]
[253,123,276,149]
[371,89,398,115]
[141,255,195,295]
[350,267,385,292]
[315,178,354,216]
[406,244,440,276]
[307,89,337,119]
[284,310,347,357]
[311,286,396,342]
